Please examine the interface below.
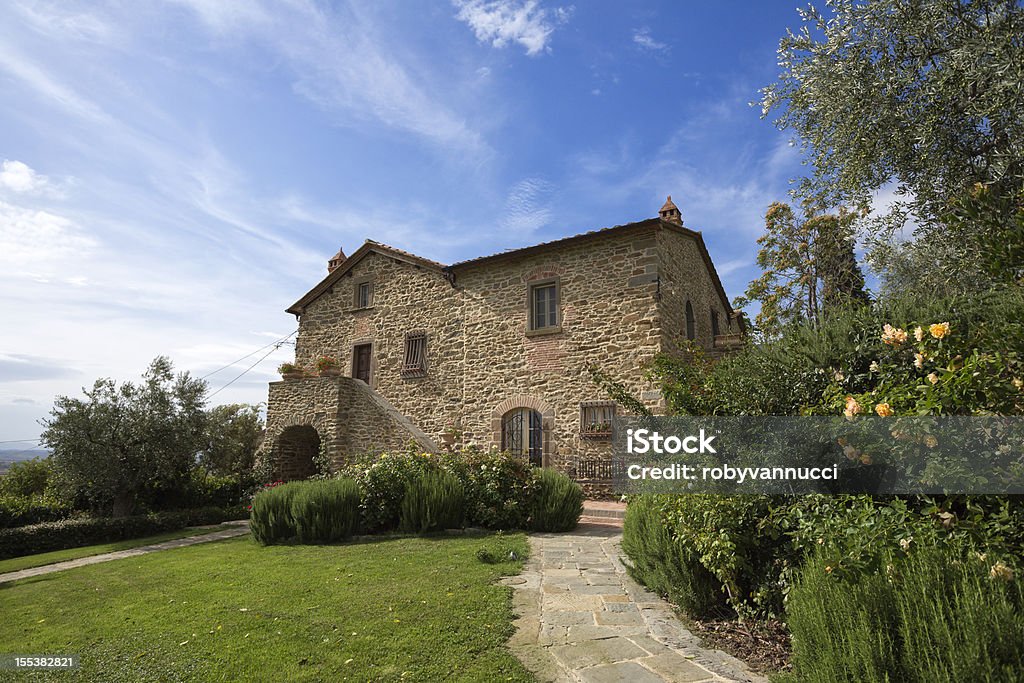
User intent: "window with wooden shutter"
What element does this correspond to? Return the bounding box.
[402,331,427,377]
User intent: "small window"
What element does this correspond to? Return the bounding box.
[529,280,559,331]
[580,401,616,439]
[353,277,373,309]
[685,301,696,341]
[402,332,427,377]
[711,309,721,337]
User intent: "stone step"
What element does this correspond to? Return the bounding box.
[582,500,626,520]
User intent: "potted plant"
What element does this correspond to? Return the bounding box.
[315,356,341,377]
[278,362,305,380]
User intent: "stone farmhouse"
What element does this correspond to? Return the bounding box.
[263,197,743,490]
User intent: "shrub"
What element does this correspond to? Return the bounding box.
[0,506,240,560]
[250,481,302,545]
[621,495,725,618]
[291,479,361,543]
[528,468,583,532]
[341,448,537,532]
[0,458,51,498]
[0,491,72,529]
[400,470,465,534]
[787,545,1024,682]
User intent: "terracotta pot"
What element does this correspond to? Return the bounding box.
[318,367,342,377]
[282,371,305,381]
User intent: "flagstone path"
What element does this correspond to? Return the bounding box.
[0,520,250,585]
[502,524,767,683]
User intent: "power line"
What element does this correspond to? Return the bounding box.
[200,331,297,380]
[207,341,287,400]
[0,438,43,445]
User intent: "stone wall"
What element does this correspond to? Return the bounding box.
[263,376,436,477]
[656,227,738,358]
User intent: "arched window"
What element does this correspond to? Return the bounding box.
[685,301,696,341]
[501,408,543,467]
[711,309,721,337]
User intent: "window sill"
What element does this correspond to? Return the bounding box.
[348,306,374,313]
[580,431,613,440]
[526,325,562,338]
[401,369,427,379]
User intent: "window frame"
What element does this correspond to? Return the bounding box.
[353,276,374,309]
[685,300,696,341]
[711,308,721,337]
[526,277,561,335]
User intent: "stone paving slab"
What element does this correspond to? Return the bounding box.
[501,523,768,682]
[0,520,251,584]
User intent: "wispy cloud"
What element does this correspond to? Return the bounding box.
[632,27,668,54]
[500,177,556,235]
[453,0,571,56]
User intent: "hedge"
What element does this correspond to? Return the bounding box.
[0,506,247,560]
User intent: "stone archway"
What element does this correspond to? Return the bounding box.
[274,425,321,480]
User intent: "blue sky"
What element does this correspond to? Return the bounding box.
[0,0,819,444]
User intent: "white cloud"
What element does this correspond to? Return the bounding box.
[0,160,49,194]
[453,0,571,56]
[0,200,97,272]
[632,27,668,53]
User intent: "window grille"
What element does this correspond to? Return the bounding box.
[402,332,427,377]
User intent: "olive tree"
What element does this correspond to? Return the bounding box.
[41,357,207,517]
[762,0,1024,290]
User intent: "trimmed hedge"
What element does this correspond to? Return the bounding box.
[0,506,246,560]
[528,468,583,532]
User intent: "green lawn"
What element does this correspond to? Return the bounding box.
[0,533,534,682]
[0,524,240,575]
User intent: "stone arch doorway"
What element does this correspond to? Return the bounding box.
[275,425,320,480]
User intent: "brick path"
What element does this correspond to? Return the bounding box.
[0,520,250,585]
[502,524,767,683]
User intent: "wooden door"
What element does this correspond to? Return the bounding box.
[353,344,372,384]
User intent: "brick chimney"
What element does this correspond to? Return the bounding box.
[327,248,346,273]
[659,195,683,225]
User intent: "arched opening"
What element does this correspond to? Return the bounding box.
[274,425,320,480]
[685,301,696,341]
[501,408,543,467]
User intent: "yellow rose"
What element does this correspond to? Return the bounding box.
[923,435,938,449]
[927,373,939,385]
[914,353,925,369]
[990,562,1014,582]
[844,396,862,418]
[929,322,951,339]
[914,326,924,342]
[882,324,908,346]
[875,402,894,417]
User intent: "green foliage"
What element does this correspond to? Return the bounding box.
[291,478,361,543]
[42,356,208,517]
[0,458,51,498]
[527,468,583,532]
[199,403,264,479]
[249,481,302,545]
[0,506,241,560]
[340,448,537,532]
[621,495,724,617]
[400,470,465,534]
[762,0,1024,228]
[476,532,524,564]
[0,491,71,529]
[787,545,1024,682]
